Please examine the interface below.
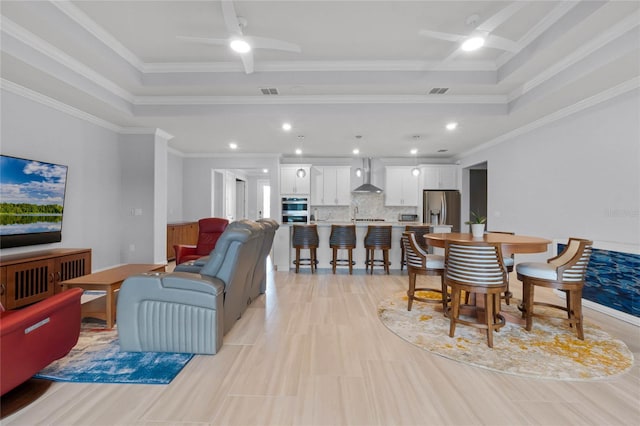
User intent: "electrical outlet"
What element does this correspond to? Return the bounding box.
[129,244,135,252]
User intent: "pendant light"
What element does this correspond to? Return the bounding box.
[411,139,421,177]
[296,135,306,177]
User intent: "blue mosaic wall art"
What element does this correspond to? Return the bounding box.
[558,244,639,317]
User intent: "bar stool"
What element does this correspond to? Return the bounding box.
[364,225,392,274]
[329,224,357,274]
[292,224,319,273]
[400,224,431,272]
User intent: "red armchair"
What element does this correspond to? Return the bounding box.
[174,217,229,265]
[1,288,83,395]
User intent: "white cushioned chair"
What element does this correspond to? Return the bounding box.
[445,240,508,348]
[401,231,447,312]
[516,237,593,340]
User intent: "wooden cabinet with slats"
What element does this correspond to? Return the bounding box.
[166,222,199,261]
[0,248,91,309]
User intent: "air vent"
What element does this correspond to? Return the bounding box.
[260,87,279,95]
[428,88,449,95]
[438,149,448,153]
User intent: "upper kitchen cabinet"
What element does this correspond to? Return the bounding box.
[280,165,311,195]
[422,165,459,190]
[384,166,419,206]
[311,166,351,206]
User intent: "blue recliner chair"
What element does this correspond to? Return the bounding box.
[117,225,258,354]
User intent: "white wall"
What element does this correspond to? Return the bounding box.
[459,91,640,260]
[166,150,184,222]
[181,156,280,221]
[1,90,123,269]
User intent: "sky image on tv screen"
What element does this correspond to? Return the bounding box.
[0,155,68,236]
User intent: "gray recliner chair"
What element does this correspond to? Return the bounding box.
[117,226,256,354]
[256,218,279,294]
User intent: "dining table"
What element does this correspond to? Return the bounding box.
[425,232,552,324]
[424,232,552,257]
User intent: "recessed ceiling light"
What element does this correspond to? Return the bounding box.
[295,148,302,155]
[262,168,268,173]
[229,142,238,149]
[282,122,292,131]
[411,167,421,177]
[410,148,418,155]
[353,148,360,155]
[461,37,485,52]
[446,122,458,131]
[230,39,251,53]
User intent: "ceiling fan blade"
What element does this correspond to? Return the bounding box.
[240,52,254,74]
[221,0,243,36]
[245,36,301,53]
[176,35,228,46]
[476,2,526,33]
[418,29,465,43]
[485,34,520,52]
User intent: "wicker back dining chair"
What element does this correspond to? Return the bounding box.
[444,240,508,348]
[402,231,447,312]
[516,238,593,339]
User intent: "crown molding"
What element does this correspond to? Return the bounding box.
[120,127,174,142]
[49,0,145,72]
[1,78,122,132]
[181,152,282,159]
[458,77,640,159]
[132,94,507,106]
[1,79,174,140]
[1,16,135,104]
[495,1,578,69]
[507,10,640,103]
[143,59,497,73]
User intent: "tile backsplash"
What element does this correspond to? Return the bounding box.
[311,193,418,222]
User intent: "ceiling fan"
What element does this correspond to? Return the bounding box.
[419,2,525,54]
[177,0,301,74]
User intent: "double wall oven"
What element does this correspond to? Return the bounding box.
[282,197,309,223]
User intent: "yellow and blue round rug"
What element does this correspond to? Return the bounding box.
[378,291,633,381]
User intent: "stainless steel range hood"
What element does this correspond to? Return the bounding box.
[353,158,383,193]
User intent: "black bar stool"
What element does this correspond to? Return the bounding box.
[400,224,431,272]
[329,224,356,274]
[292,224,319,273]
[364,225,392,274]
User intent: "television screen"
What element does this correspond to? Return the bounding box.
[0,155,68,248]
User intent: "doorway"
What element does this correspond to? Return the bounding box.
[468,162,488,229]
[256,179,271,219]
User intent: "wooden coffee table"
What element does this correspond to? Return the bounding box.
[62,263,165,328]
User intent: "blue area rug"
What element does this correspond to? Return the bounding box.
[35,321,193,385]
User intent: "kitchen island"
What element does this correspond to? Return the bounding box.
[273,222,452,271]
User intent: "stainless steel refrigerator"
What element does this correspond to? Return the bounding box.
[423,190,461,232]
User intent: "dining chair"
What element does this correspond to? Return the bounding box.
[444,240,508,348]
[400,224,431,272]
[516,238,593,339]
[402,231,447,312]
[486,231,515,305]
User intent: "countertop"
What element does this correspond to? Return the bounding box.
[281,221,453,227]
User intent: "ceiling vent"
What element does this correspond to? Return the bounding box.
[260,87,279,95]
[428,88,449,95]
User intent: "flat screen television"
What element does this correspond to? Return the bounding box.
[0,154,68,248]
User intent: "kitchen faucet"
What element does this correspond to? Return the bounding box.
[353,206,359,221]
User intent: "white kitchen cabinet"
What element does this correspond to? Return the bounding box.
[311,166,351,205]
[422,165,459,190]
[384,166,419,206]
[280,165,310,195]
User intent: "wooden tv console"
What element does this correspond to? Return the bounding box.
[0,248,91,310]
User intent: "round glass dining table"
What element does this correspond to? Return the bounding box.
[425,232,551,257]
